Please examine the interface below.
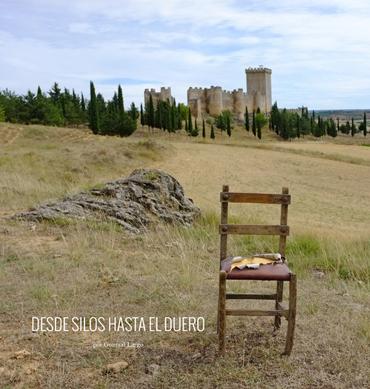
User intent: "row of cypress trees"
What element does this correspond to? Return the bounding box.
[244,106,267,139]
[141,94,182,132]
[140,94,218,139]
[88,82,137,136]
[269,103,367,140]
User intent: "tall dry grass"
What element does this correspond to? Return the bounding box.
[0,122,369,387]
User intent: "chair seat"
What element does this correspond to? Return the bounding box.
[221,257,292,281]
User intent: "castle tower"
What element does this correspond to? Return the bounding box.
[232,88,247,120]
[245,66,272,112]
[207,86,223,116]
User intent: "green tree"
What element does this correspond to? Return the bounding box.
[364,113,367,137]
[202,119,206,138]
[117,85,124,119]
[252,110,256,136]
[244,106,249,131]
[351,117,356,137]
[88,81,99,134]
[226,114,231,137]
[188,108,193,135]
[177,104,183,129]
[210,124,215,139]
[140,103,144,126]
[257,122,261,139]
[49,82,61,105]
[0,104,5,122]
[129,102,138,121]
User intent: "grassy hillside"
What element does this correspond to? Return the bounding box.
[0,123,369,388]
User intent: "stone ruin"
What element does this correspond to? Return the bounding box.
[15,169,200,233]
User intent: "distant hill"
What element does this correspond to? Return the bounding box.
[314,109,370,120]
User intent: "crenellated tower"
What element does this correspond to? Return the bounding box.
[245,66,272,113]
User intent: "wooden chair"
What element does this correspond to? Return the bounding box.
[217,186,297,356]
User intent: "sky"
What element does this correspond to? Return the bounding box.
[1,0,370,109]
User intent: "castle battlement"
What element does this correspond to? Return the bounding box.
[188,87,205,91]
[246,66,272,74]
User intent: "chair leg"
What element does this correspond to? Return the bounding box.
[283,274,297,356]
[274,281,284,329]
[218,270,227,354]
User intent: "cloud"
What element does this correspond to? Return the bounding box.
[1,0,370,108]
[68,22,95,34]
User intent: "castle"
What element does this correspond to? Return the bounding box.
[188,66,272,120]
[143,66,272,120]
[144,87,174,107]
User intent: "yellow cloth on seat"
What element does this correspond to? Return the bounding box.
[230,253,282,272]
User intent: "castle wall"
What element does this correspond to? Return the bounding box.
[187,66,272,119]
[233,89,248,120]
[144,87,174,107]
[221,90,233,112]
[207,86,223,116]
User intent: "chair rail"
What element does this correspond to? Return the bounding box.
[219,224,289,236]
[220,192,291,204]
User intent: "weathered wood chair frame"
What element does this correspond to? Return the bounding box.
[217,185,297,355]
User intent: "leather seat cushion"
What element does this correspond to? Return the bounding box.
[221,257,292,281]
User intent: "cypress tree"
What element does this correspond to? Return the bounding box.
[202,119,206,138]
[140,103,144,126]
[129,102,138,121]
[188,108,193,135]
[351,117,356,137]
[166,103,172,132]
[226,115,231,137]
[170,102,176,131]
[252,110,256,136]
[88,81,99,134]
[210,124,215,139]
[345,121,351,134]
[245,106,249,131]
[257,121,262,139]
[363,113,367,137]
[81,94,86,112]
[36,86,43,98]
[117,85,124,119]
[177,104,182,129]
[296,115,301,138]
[185,118,188,133]
[148,94,155,128]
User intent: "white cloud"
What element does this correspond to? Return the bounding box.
[68,22,95,34]
[1,0,370,108]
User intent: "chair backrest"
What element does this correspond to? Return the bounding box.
[219,185,291,262]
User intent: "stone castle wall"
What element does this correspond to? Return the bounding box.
[144,87,174,107]
[188,86,249,120]
[188,66,272,119]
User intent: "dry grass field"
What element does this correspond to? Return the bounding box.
[0,122,369,388]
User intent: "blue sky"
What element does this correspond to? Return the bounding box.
[1,0,370,109]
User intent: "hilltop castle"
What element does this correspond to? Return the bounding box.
[143,66,272,120]
[188,66,272,120]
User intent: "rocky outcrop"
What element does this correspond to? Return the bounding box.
[15,169,200,233]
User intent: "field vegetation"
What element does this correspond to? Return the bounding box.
[0,122,369,388]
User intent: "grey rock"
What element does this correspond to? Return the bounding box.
[14,169,200,233]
